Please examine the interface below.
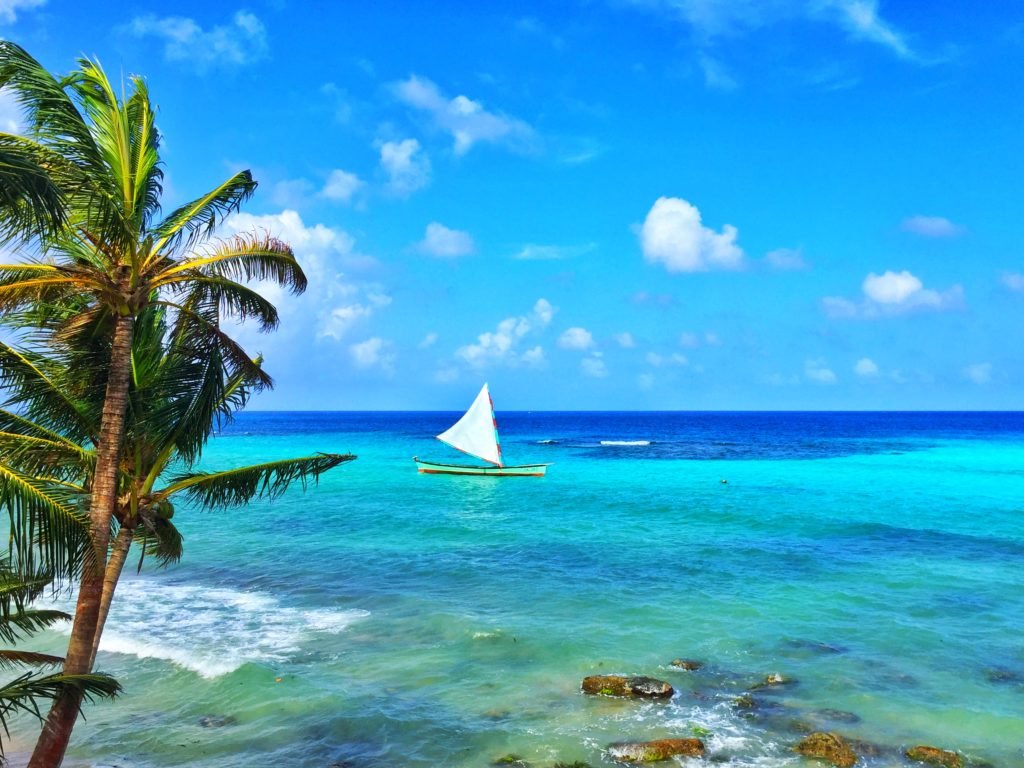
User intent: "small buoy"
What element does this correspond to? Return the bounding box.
[274,677,283,683]
[720,479,728,484]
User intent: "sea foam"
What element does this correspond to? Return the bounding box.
[600,440,651,446]
[84,579,368,678]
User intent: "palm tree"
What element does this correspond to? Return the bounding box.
[0,560,120,761]
[0,301,354,756]
[0,44,309,765]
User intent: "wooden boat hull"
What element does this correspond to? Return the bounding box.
[414,457,549,477]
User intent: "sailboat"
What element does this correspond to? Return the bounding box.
[414,384,550,477]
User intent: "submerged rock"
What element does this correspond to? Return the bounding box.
[984,667,1021,685]
[734,693,756,709]
[608,739,705,763]
[810,708,861,724]
[197,715,237,728]
[752,672,794,690]
[553,763,593,768]
[670,658,703,671]
[794,732,857,768]
[581,675,674,698]
[906,746,963,768]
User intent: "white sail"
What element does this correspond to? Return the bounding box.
[436,383,503,466]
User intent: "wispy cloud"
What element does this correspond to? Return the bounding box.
[350,337,396,374]
[124,11,268,69]
[963,362,992,385]
[639,196,744,272]
[1000,272,1024,292]
[854,357,879,377]
[581,352,608,378]
[805,358,837,384]
[322,169,364,204]
[765,247,809,270]
[901,214,965,238]
[512,242,596,260]
[392,74,537,155]
[558,327,595,350]
[823,269,963,318]
[0,0,45,24]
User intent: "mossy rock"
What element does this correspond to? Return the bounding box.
[492,755,529,767]
[670,658,703,671]
[906,746,963,768]
[581,674,673,698]
[552,763,593,768]
[734,693,756,709]
[608,739,705,763]
[794,732,858,768]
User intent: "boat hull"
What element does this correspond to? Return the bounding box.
[414,457,549,477]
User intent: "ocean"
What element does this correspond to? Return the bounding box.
[33,412,1024,767]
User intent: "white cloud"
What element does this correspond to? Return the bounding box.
[698,54,737,90]
[512,242,596,260]
[435,366,459,383]
[418,332,438,349]
[823,0,914,59]
[824,270,963,318]
[581,353,608,378]
[455,299,556,368]
[125,11,268,68]
[558,326,594,350]
[639,196,744,272]
[350,337,395,373]
[901,215,964,238]
[680,331,720,348]
[1001,272,1024,292]
[322,169,364,203]
[765,247,808,270]
[637,372,655,390]
[854,357,879,377]
[222,210,388,345]
[378,138,431,196]
[646,352,689,367]
[964,362,992,385]
[625,0,914,58]
[415,222,475,258]
[392,74,536,155]
[0,0,44,24]
[805,358,837,384]
[0,89,22,133]
[614,332,636,348]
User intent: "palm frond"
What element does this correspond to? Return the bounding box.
[0,670,120,741]
[0,650,64,669]
[0,609,70,646]
[0,148,65,242]
[150,170,256,256]
[156,232,307,295]
[162,453,356,511]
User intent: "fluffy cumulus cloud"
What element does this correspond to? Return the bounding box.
[901,215,964,238]
[614,332,636,348]
[823,270,963,318]
[392,74,536,155]
[415,222,475,258]
[558,327,594,350]
[350,337,396,374]
[378,138,431,196]
[322,169,364,203]
[854,357,879,377]
[125,11,268,68]
[805,358,837,384]
[764,247,808,270]
[0,0,44,24]
[222,210,389,346]
[963,363,992,385]
[455,299,556,369]
[639,197,743,273]
[418,332,438,349]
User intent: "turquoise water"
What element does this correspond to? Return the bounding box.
[29,413,1024,766]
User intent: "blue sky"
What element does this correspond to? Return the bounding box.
[3,1,1024,409]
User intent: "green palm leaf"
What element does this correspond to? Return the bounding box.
[163,453,356,510]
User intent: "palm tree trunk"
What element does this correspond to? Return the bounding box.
[87,524,132,669]
[29,312,134,768]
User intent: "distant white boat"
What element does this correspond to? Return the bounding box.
[413,383,550,477]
